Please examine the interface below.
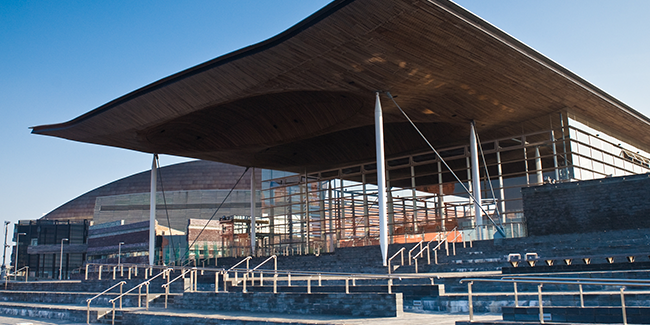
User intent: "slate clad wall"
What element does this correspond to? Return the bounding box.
[522,174,650,236]
[179,292,402,317]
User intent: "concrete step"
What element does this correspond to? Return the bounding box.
[0,301,110,323]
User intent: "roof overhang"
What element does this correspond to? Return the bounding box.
[31,0,650,173]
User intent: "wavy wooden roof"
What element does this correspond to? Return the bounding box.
[31,0,650,173]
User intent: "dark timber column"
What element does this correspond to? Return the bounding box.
[374,92,389,266]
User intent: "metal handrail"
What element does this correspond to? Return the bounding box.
[161,268,192,308]
[407,240,423,266]
[459,277,650,324]
[4,266,29,289]
[387,247,405,274]
[227,256,251,272]
[107,268,171,324]
[86,281,125,325]
[251,255,277,272]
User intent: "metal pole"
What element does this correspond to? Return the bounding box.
[118,242,124,265]
[620,287,627,325]
[14,232,26,275]
[2,221,9,276]
[535,147,543,185]
[59,238,68,280]
[374,92,389,266]
[149,154,158,266]
[538,284,544,323]
[469,121,483,240]
[250,168,256,256]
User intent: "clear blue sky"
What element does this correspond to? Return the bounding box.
[1,0,649,259]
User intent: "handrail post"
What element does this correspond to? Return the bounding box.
[215,271,219,293]
[434,249,438,265]
[345,278,349,294]
[146,282,150,310]
[87,300,91,325]
[400,249,404,266]
[120,282,123,309]
[260,271,264,286]
[318,274,322,286]
[98,265,102,280]
[288,272,292,287]
[307,277,311,294]
[223,272,229,293]
[273,273,277,293]
[468,281,474,322]
[242,273,247,293]
[111,301,115,325]
[138,286,142,307]
[538,284,544,324]
[427,246,431,265]
[85,264,89,280]
[388,278,393,294]
[128,267,132,280]
[579,284,584,307]
[514,282,519,307]
[165,282,169,308]
[414,257,419,273]
[113,266,116,280]
[620,287,628,325]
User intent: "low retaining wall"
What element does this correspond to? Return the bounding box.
[179,292,403,317]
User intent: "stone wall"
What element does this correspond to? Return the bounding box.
[522,174,650,236]
[179,292,403,317]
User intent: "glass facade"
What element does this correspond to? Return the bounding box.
[250,112,650,256]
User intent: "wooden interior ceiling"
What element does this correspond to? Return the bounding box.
[31,0,650,173]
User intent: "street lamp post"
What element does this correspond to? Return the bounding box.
[118,242,124,265]
[14,232,26,275]
[59,238,68,280]
[2,221,10,276]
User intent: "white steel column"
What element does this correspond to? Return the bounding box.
[149,154,158,266]
[535,147,543,185]
[469,122,483,240]
[250,168,256,256]
[374,92,389,266]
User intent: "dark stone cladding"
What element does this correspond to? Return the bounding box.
[41,160,260,222]
[522,173,650,236]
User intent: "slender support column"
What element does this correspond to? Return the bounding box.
[149,154,158,266]
[535,147,543,185]
[374,92,389,266]
[496,148,506,224]
[437,161,445,230]
[250,168,256,256]
[469,121,483,240]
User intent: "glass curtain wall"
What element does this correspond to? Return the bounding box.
[257,112,650,256]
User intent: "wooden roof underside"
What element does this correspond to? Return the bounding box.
[31,0,650,173]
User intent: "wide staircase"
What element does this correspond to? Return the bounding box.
[1,227,650,324]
